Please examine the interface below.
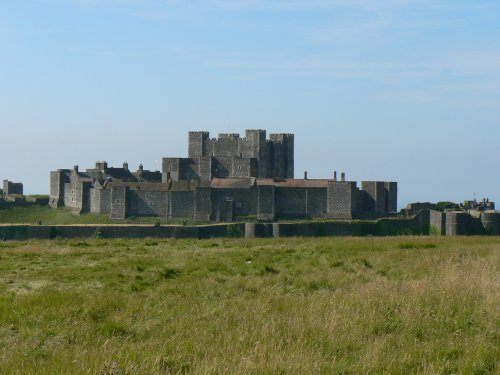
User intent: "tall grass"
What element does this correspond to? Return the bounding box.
[0,236,498,374]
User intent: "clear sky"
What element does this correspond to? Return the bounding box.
[1,0,499,207]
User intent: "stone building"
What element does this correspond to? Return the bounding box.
[162,130,294,182]
[49,130,397,221]
[3,180,23,198]
[461,198,495,212]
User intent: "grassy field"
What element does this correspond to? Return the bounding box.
[0,206,193,225]
[0,237,498,374]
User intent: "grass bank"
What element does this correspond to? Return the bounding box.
[0,236,498,373]
[0,206,194,225]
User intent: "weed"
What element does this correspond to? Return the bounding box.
[227,225,244,238]
[0,236,497,374]
[160,267,181,279]
[94,227,104,239]
[263,265,279,274]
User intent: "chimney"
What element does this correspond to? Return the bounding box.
[341,172,345,182]
[304,171,308,180]
[73,165,79,173]
[333,171,337,181]
[123,162,129,170]
[95,161,108,172]
[138,164,144,173]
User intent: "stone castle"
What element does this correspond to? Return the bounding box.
[3,180,23,199]
[49,130,397,221]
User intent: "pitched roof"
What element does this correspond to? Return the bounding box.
[105,180,211,192]
[257,178,330,188]
[103,167,136,181]
[211,178,256,189]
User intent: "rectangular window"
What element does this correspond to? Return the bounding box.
[115,199,121,204]
[149,201,154,206]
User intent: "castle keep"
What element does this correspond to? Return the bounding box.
[164,130,294,181]
[49,130,397,221]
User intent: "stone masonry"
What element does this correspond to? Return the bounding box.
[3,180,23,198]
[50,130,397,221]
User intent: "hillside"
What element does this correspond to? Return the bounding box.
[0,206,190,225]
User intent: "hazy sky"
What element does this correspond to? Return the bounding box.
[1,0,499,207]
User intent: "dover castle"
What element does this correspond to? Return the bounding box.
[49,130,397,221]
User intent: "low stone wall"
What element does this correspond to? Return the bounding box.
[0,224,244,241]
[0,199,49,209]
[248,217,426,238]
[1,211,499,240]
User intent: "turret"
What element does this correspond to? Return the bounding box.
[188,131,209,158]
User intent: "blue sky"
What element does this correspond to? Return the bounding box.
[1,0,499,207]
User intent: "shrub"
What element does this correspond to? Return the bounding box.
[263,265,279,274]
[160,267,181,279]
[436,201,460,211]
[94,227,104,239]
[226,225,243,238]
[49,227,60,239]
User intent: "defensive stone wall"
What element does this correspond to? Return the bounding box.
[3,180,23,198]
[327,181,357,219]
[180,129,294,180]
[127,190,167,217]
[481,212,500,235]
[430,210,445,235]
[49,129,398,221]
[275,187,327,219]
[0,224,245,240]
[2,210,500,240]
[428,209,499,236]
[257,185,275,221]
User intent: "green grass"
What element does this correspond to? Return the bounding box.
[0,206,197,225]
[0,236,498,374]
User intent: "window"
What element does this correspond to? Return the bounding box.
[227,152,231,156]
[71,189,75,195]
[145,193,150,197]
[149,201,154,206]
[237,165,242,171]
[71,197,74,202]
[115,199,121,204]
[168,165,173,171]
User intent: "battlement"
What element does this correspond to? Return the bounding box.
[186,129,294,179]
[3,179,23,198]
[269,133,294,143]
[245,129,266,136]
[218,133,240,140]
[189,131,209,136]
[49,129,398,222]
